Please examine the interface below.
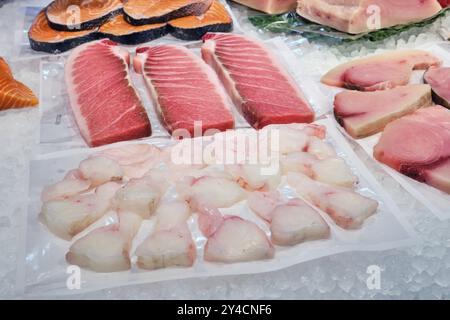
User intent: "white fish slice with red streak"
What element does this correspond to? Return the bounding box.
[322,50,441,91]
[248,191,330,246]
[134,44,235,135]
[40,182,121,240]
[178,174,247,210]
[78,156,124,186]
[374,106,450,194]
[334,84,433,138]
[114,171,169,219]
[287,173,378,229]
[201,33,315,129]
[41,173,91,202]
[136,201,197,270]
[225,164,282,191]
[297,0,443,35]
[260,123,326,155]
[95,144,163,180]
[281,153,357,188]
[65,39,151,147]
[198,206,274,263]
[66,211,142,273]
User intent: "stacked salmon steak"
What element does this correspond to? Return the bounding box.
[28,0,233,53]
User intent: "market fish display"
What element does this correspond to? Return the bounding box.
[424,67,450,108]
[46,0,123,31]
[374,106,450,194]
[202,33,315,129]
[334,84,433,138]
[134,44,235,135]
[297,0,443,34]
[231,0,297,14]
[136,201,197,270]
[169,0,233,40]
[248,191,329,246]
[38,122,380,272]
[322,50,442,91]
[198,206,275,263]
[65,39,151,147]
[98,14,168,45]
[0,57,39,110]
[124,0,213,25]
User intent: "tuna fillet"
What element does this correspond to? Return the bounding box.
[374,106,450,194]
[424,67,450,108]
[202,33,314,129]
[322,50,441,91]
[231,0,297,14]
[124,0,213,25]
[65,39,151,147]
[134,45,234,136]
[297,0,442,34]
[334,84,432,138]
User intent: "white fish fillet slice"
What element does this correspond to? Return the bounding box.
[41,178,91,202]
[79,156,123,187]
[178,175,247,210]
[310,158,358,188]
[287,173,378,229]
[40,182,121,240]
[225,164,282,191]
[136,201,197,270]
[66,211,143,273]
[114,172,169,219]
[198,207,274,263]
[248,191,329,246]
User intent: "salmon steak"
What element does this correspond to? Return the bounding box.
[202,33,315,129]
[322,50,442,91]
[134,44,235,135]
[424,67,450,109]
[29,10,98,53]
[65,39,151,147]
[169,0,233,41]
[46,0,123,31]
[98,14,168,45]
[374,106,450,194]
[334,84,432,138]
[297,0,442,34]
[124,0,213,25]
[0,58,39,111]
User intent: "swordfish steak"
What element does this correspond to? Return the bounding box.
[65,39,151,147]
[334,84,432,138]
[201,33,315,129]
[231,0,297,14]
[374,106,450,194]
[424,67,450,108]
[297,0,442,34]
[134,45,234,135]
[322,50,441,91]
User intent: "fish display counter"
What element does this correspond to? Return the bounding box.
[0,0,449,300]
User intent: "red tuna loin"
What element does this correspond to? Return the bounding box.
[334,84,432,138]
[134,45,234,135]
[424,67,450,109]
[201,33,314,129]
[322,50,441,91]
[374,106,450,194]
[65,39,151,147]
[297,0,442,34]
[231,0,297,14]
